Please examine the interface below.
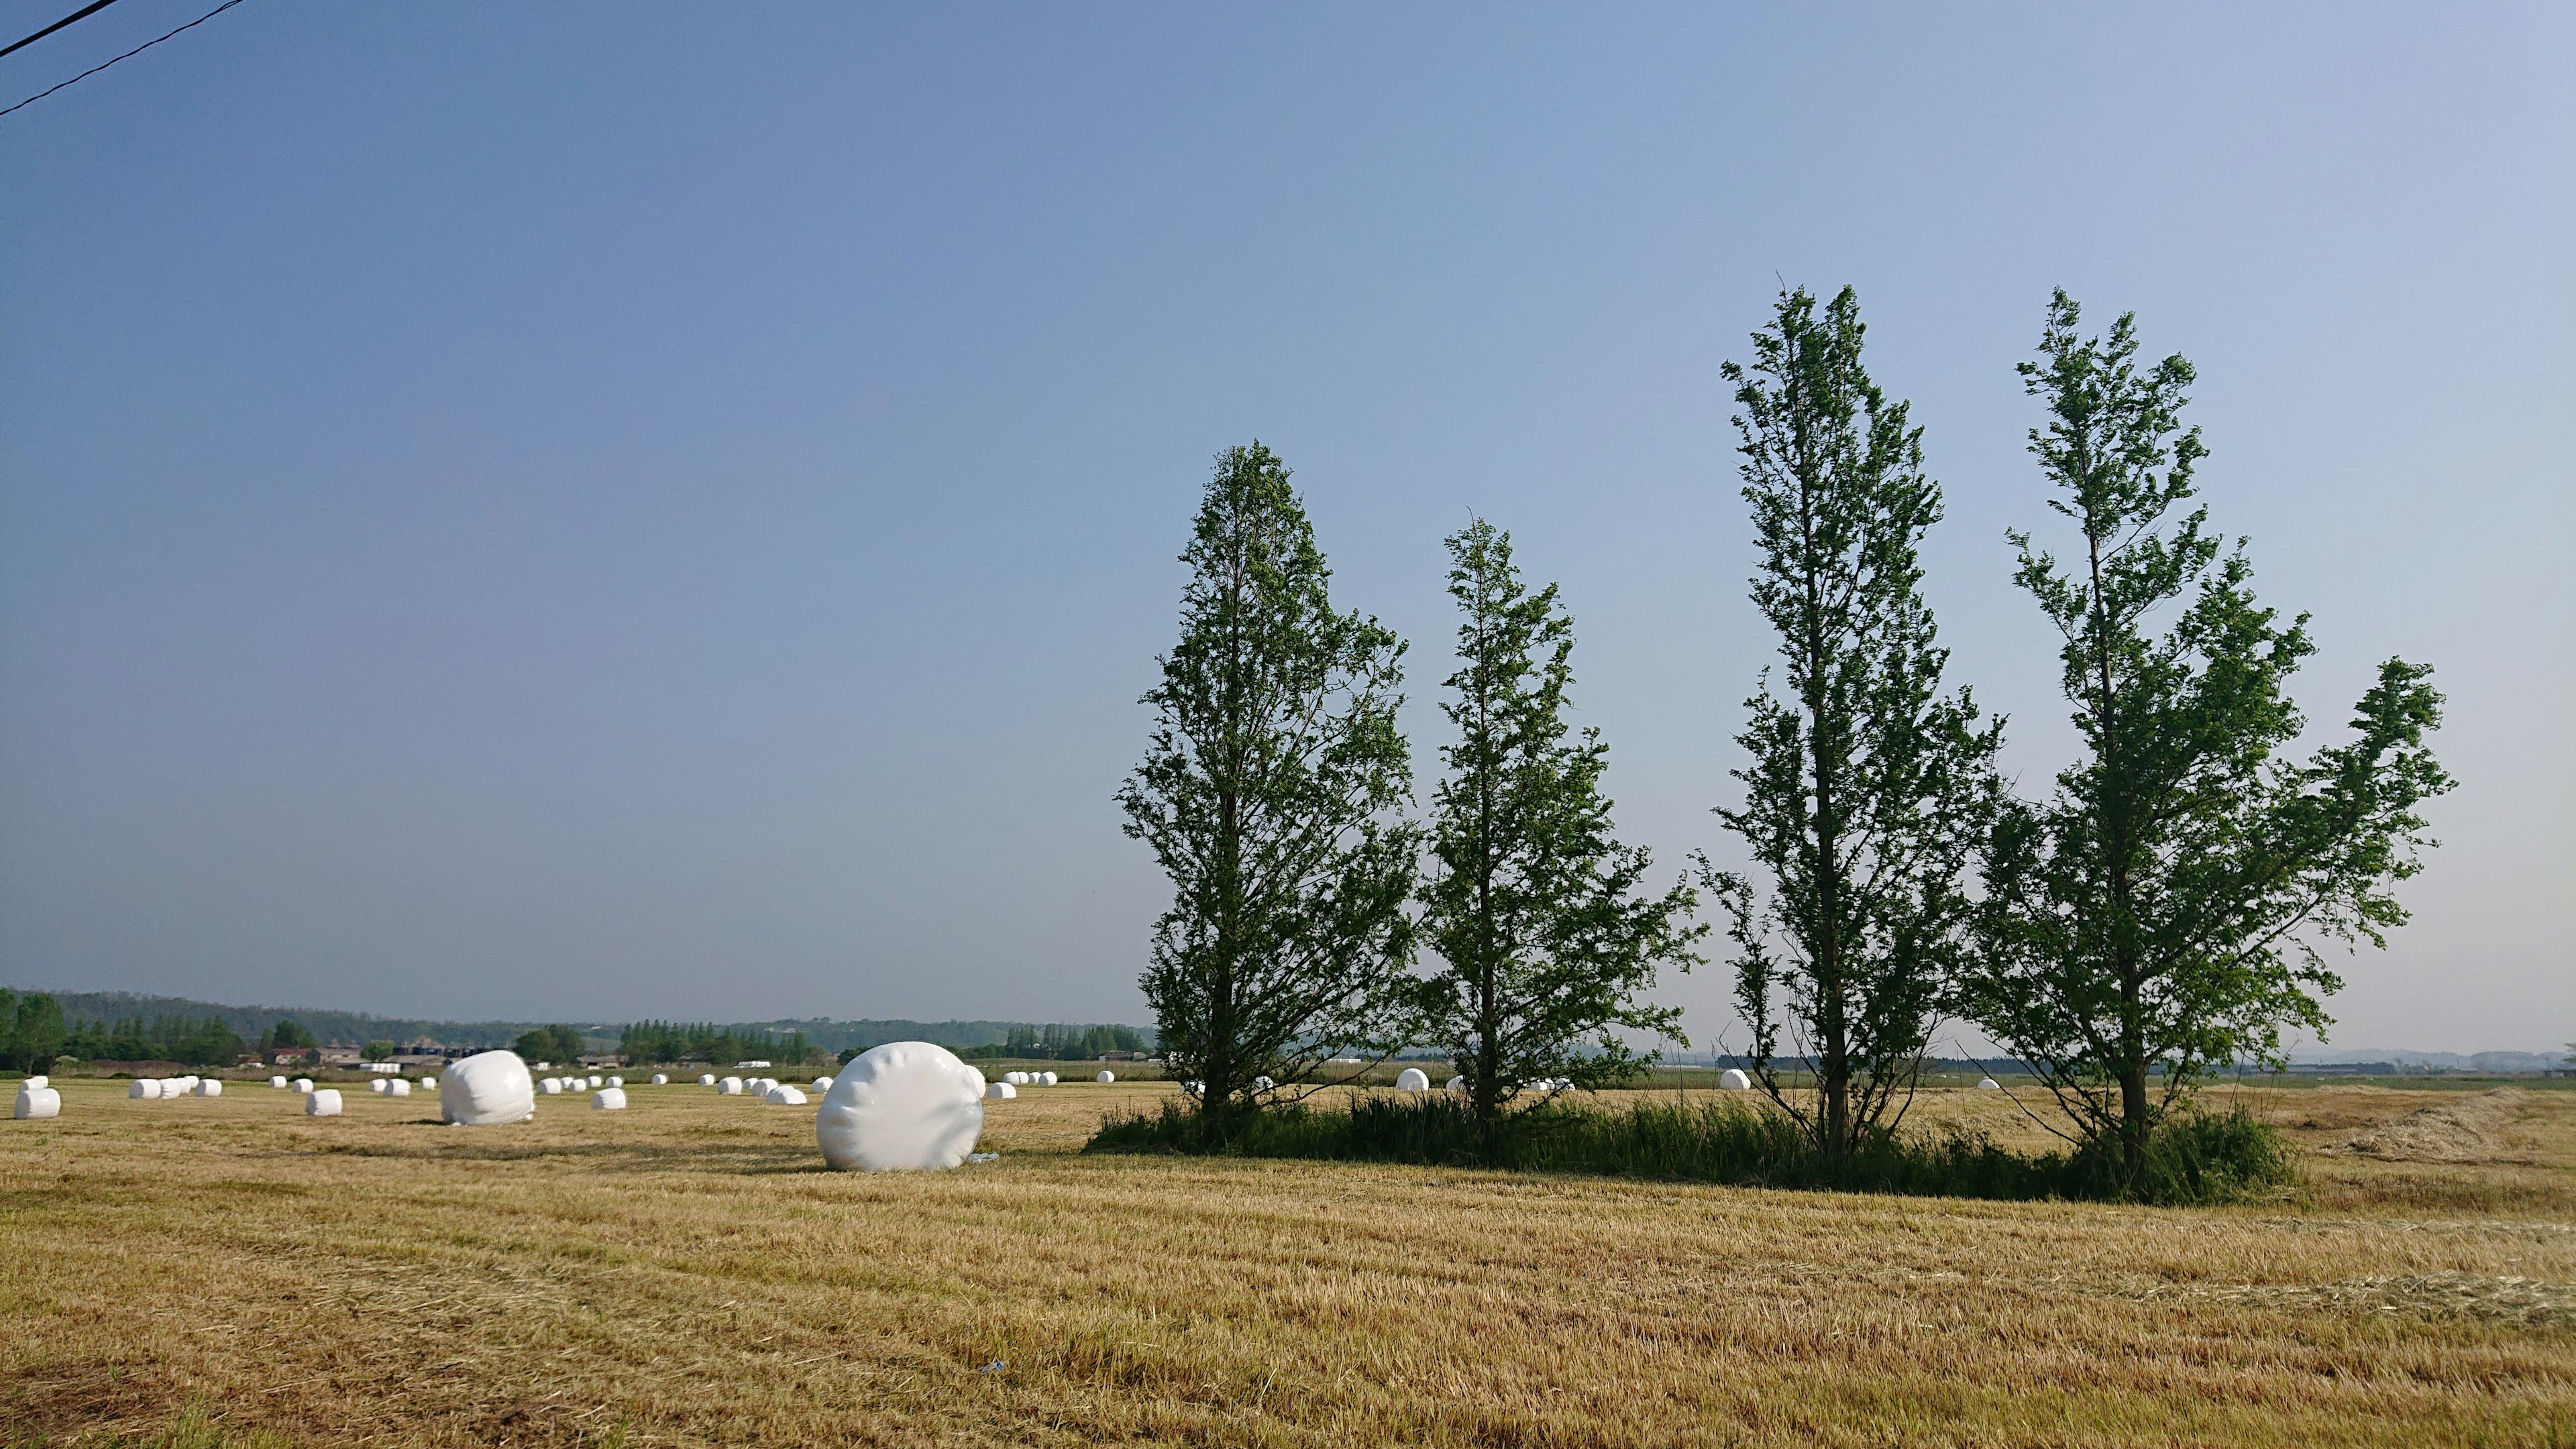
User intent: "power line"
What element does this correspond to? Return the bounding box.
[0,0,243,119]
[0,0,123,60]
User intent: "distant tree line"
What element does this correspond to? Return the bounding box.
[1122,289,2450,1193]
[956,1023,1148,1061]
[616,1020,817,1066]
[0,991,252,1069]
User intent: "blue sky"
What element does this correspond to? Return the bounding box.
[3,3,2568,1051]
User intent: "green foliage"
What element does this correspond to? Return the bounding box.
[1417,519,1701,1130]
[58,1012,246,1067]
[258,1018,317,1051]
[514,1024,592,1063]
[1119,443,1419,1138]
[619,1020,811,1065]
[1701,286,2005,1159]
[0,989,69,1072]
[1962,290,2453,1196]
[362,1039,396,1061]
[1088,1093,2291,1205]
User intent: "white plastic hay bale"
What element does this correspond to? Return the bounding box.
[1043,1071,1060,1086]
[1977,1077,2000,1090]
[718,1076,743,1095]
[1446,1075,1466,1095]
[1094,1070,1115,1085]
[606,1075,623,1088]
[651,1073,669,1085]
[539,1077,563,1095]
[388,1079,411,1097]
[1395,1067,1430,1092]
[587,1075,602,1089]
[765,1085,808,1106]
[1718,1068,1752,1091]
[268,1075,288,1089]
[698,1073,716,1086]
[592,1087,628,1111]
[1181,1080,1204,1097]
[293,1078,314,1093]
[815,1042,986,1173]
[197,1079,224,1097]
[812,1077,833,1091]
[1003,1071,1028,1086]
[306,1089,343,1117]
[25,1075,44,1089]
[131,1079,162,1099]
[985,1081,1016,1099]
[1252,1075,1274,1092]
[422,1076,437,1090]
[439,1050,537,1127]
[370,1078,391,1095]
[15,1083,61,1119]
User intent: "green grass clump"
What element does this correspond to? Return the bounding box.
[1087,1092,2294,1205]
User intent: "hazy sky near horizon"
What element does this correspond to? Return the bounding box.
[3,3,2568,1051]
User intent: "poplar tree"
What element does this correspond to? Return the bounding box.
[1119,443,1418,1139]
[1964,291,2451,1197]
[1417,520,1699,1138]
[1703,286,2004,1159]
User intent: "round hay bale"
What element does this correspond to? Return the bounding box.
[814,1042,985,1173]
[1446,1075,1466,1094]
[1395,1067,1430,1092]
[387,1079,411,1097]
[606,1076,623,1088]
[1003,1071,1028,1086]
[592,1087,628,1111]
[369,1078,391,1095]
[764,1085,808,1106]
[292,1078,314,1093]
[1094,1071,1116,1084]
[422,1076,437,1089]
[718,1077,743,1095]
[197,1079,224,1097]
[698,1073,716,1086]
[985,1081,1016,1099]
[15,1084,61,1120]
[439,1051,536,1126]
[1976,1077,2000,1090]
[651,1073,669,1085]
[24,1075,44,1089]
[1718,1068,1752,1091]
[812,1077,833,1091]
[268,1075,288,1089]
[1252,1075,1274,1092]
[130,1079,162,1099]
[587,1075,603,1089]
[539,1077,563,1095]
[306,1089,343,1117]
[1181,1079,1205,1097]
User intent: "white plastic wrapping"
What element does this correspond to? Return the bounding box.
[698,1073,716,1086]
[269,1075,288,1089]
[1094,1071,1115,1084]
[439,1050,537,1126]
[606,1076,622,1088]
[985,1081,1016,1099]
[592,1087,627,1111]
[24,1075,44,1089]
[1395,1068,1430,1092]
[1719,1069,1752,1090]
[815,1041,985,1173]
[812,1077,833,1091]
[131,1079,161,1099]
[307,1089,343,1116]
[1977,1077,2000,1089]
[539,1077,563,1095]
[198,1079,224,1097]
[765,1085,808,1106]
[293,1077,314,1093]
[15,1084,60,1120]
[1004,1071,1028,1086]
[651,1073,668,1085]
[718,1077,743,1095]
[1446,1075,1466,1094]
[370,1079,390,1095]
[388,1079,411,1097]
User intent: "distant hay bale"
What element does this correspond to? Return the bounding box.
[197,1079,224,1097]
[986,1081,1016,1099]
[1446,1075,1466,1095]
[1004,1071,1028,1086]
[25,1075,45,1089]
[268,1076,288,1089]
[370,1079,391,1095]
[388,1079,411,1097]
[812,1077,833,1091]
[293,1078,314,1093]
[1252,1075,1274,1091]
[651,1073,669,1085]
[1181,1080,1205,1097]
[1040,1071,1059,1086]
[539,1077,564,1095]
[1719,1069,1752,1091]
[698,1074,716,1086]
[423,1075,437,1089]
[1977,1077,2000,1090]
[130,1079,162,1100]
[606,1076,622,1088]
[305,1089,343,1117]
[588,1075,603,1089]
[764,1085,808,1106]
[1395,1068,1430,1092]
[592,1087,628,1111]
[15,1083,61,1120]
[439,1051,536,1126]
[1094,1071,1116,1084]
[718,1077,744,1095]
[815,1042,985,1173]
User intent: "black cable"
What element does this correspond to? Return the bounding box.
[0,0,243,119]
[0,0,123,60]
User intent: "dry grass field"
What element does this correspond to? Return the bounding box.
[3,1075,2571,1448]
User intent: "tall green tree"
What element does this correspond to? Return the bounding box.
[1964,290,2451,1196]
[1119,443,1418,1138]
[1419,520,1700,1136]
[1703,286,2004,1159]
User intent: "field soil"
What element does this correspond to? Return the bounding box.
[3,1075,2571,1448]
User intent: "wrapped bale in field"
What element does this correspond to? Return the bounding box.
[439,1050,537,1126]
[388,1079,411,1097]
[651,1074,668,1085]
[985,1081,1016,1099]
[1977,1077,2000,1089]
[15,1083,60,1120]
[1719,1069,1752,1090]
[718,1077,744,1095]
[1004,1071,1028,1086]
[592,1087,627,1111]
[131,1079,162,1099]
[765,1085,808,1106]
[306,1089,343,1117]
[815,1042,985,1173]
[268,1076,288,1089]
[1395,1068,1430,1092]
[698,1074,716,1087]
[606,1076,622,1088]
[1252,1075,1274,1092]
[812,1077,833,1091]
[293,1078,314,1093]
[423,1076,437,1089]
[539,1078,563,1095]
[1094,1071,1115,1085]
[1446,1075,1466,1094]
[1042,1072,1059,1086]
[197,1079,223,1097]
[588,1075,603,1089]
[370,1079,390,1095]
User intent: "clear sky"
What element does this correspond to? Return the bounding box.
[2,3,2568,1052]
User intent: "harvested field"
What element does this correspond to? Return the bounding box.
[3,1076,2573,1448]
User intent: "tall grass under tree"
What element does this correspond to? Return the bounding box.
[1118,443,1419,1140]
[1415,520,1702,1139]
[1702,286,2005,1160]
[1962,290,2452,1198]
